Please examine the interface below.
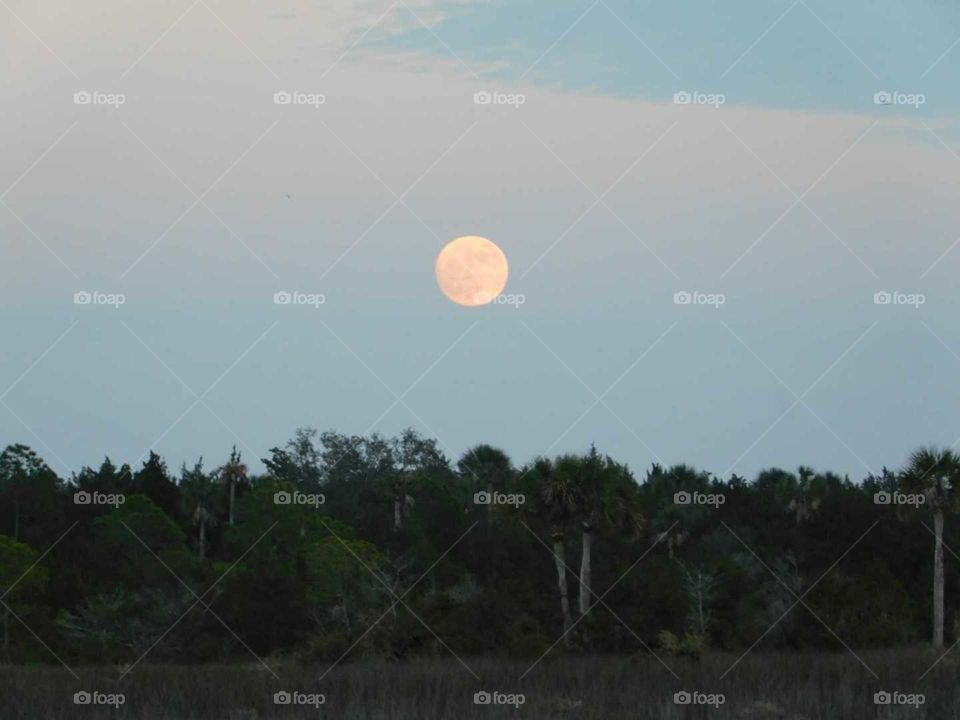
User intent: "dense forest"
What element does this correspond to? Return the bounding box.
[0,430,954,668]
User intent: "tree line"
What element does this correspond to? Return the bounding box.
[0,431,955,665]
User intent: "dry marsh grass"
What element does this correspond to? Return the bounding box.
[0,650,955,719]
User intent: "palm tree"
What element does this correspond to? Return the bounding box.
[0,444,52,542]
[374,429,447,531]
[557,451,599,618]
[901,446,960,648]
[216,446,247,526]
[537,457,576,644]
[368,438,416,532]
[388,472,418,531]
[180,460,220,559]
[569,447,643,617]
[458,444,513,535]
[787,466,822,525]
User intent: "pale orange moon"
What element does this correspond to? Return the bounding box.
[435,236,509,306]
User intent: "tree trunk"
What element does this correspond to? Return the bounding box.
[198,517,207,559]
[579,524,592,616]
[486,483,493,537]
[697,581,706,635]
[934,509,945,648]
[13,497,19,542]
[339,592,351,633]
[552,531,572,644]
[394,497,402,530]
[229,481,235,526]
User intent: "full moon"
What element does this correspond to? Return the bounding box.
[435,236,509,307]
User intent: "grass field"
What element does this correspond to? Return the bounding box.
[0,650,955,719]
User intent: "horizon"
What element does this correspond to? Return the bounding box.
[18,429,912,486]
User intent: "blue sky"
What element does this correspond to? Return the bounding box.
[2,0,960,482]
[379,0,958,114]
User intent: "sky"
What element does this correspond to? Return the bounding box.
[2,0,960,482]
